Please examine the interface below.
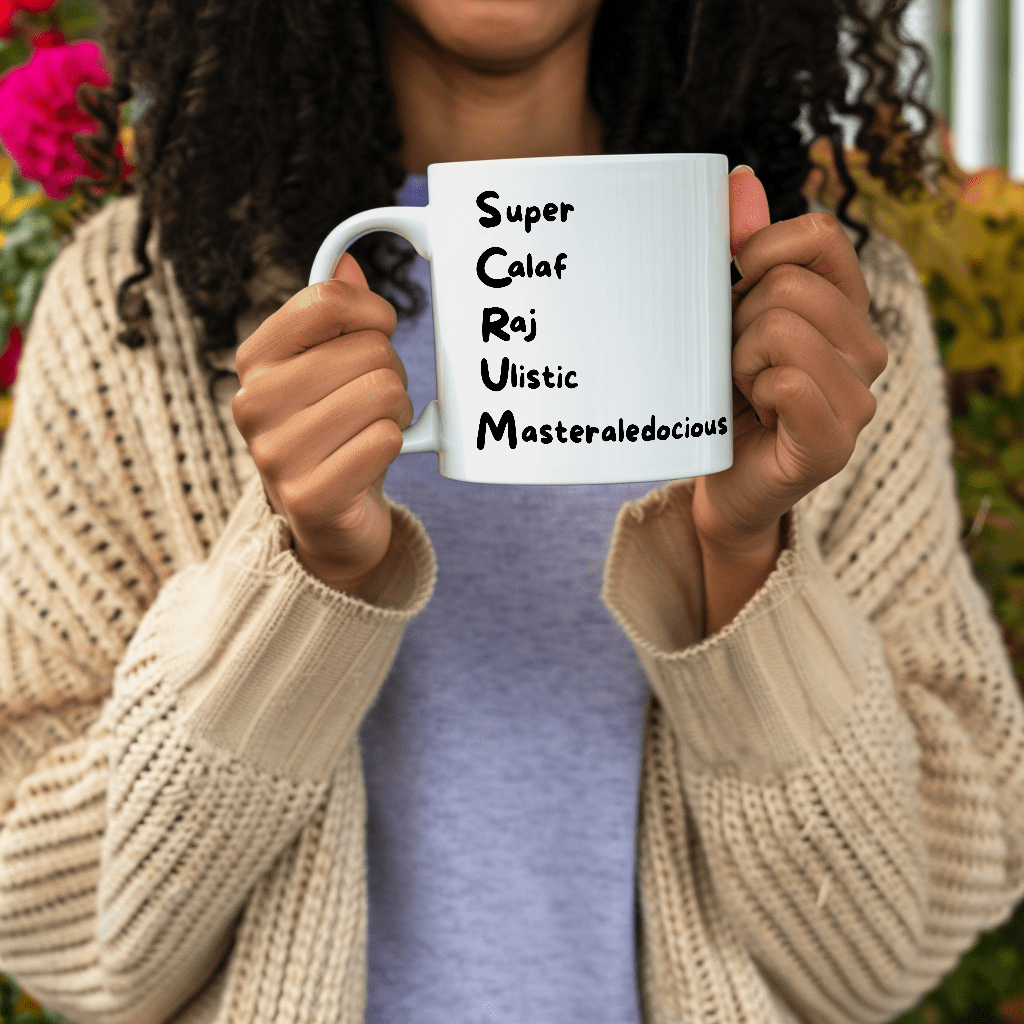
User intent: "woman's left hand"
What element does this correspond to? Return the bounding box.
[691,167,889,556]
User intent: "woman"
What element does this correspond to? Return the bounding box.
[0,1,1022,1023]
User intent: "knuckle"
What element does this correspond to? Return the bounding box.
[761,264,806,311]
[230,388,253,435]
[310,280,340,309]
[321,283,398,338]
[392,349,410,388]
[287,281,333,326]
[343,419,403,483]
[234,335,260,382]
[367,291,399,335]
[857,387,877,428]
[802,210,843,241]
[398,391,414,429]
[758,304,798,340]
[295,282,325,308]
[360,330,396,368]
[276,476,314,521]
[774,365,811,403]
[384,388,414,431]
[364,366,408,405]
[370,417,405,458]
[295,280,353,338]
[869,336,889,378]
[761,264,804,307]
[247,432,283,478]
[316,281,355,333]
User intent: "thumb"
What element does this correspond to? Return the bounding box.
[332,251,369,288]
[729,165,770,259]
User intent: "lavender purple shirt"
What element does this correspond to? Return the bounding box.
[358,174,669,1024]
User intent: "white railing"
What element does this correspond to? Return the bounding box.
[899,0,1022,175]
[1012,0,1024,173]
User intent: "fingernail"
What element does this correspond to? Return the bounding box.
[730,164,755,176]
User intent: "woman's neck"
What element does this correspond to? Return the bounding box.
[384,3,604,173]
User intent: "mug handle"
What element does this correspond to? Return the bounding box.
[308,206,441,454]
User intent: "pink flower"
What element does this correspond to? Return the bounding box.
[0,42,112,200]
[0,324,23,389]
[17,0,59,11]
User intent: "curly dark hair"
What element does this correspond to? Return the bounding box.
[76,0,933,375]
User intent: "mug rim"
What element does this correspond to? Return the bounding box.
[426,152,727,173]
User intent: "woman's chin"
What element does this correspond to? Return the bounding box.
[385,0,602,70]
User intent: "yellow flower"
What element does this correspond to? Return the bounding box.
[0,156,46,234]
[120,124,135,165]
[13,987,43,1013]
[804,131,1024,395]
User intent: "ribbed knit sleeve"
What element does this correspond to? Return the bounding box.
[0,197,436,1024]
[603,233,1024,1023]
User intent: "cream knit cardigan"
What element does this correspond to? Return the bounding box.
[0,195,1022,1024]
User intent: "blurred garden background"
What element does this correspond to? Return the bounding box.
[1,0,1024,1021]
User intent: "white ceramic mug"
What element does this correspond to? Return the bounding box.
[309,152,732,485]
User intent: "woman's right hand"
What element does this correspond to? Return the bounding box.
[231,252,413,596]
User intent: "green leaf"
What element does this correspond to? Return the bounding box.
[983,215,1015,232]
[935,317,958,356]
[941,966,976,1014]
[57,0,104,38]
[0,37,30,77]
[0,247,20,297]
[974,943,1019,994]
[1,210,52,255]
[22,239,61,270]
[966,390,1003,436]
[980,295,1006,339]
[1008,233,1024,272]
[889,1003,943,1024]
[0,305,13,347]
[13,269,42,325]
[966,468,1001,491]
[1,974,22,1018]
[1000,445,1024,476]
[9,180,44,206]
[928,272,956,306]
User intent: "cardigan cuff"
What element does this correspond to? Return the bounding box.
[603,479,870,781]
[153,475,436,782]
